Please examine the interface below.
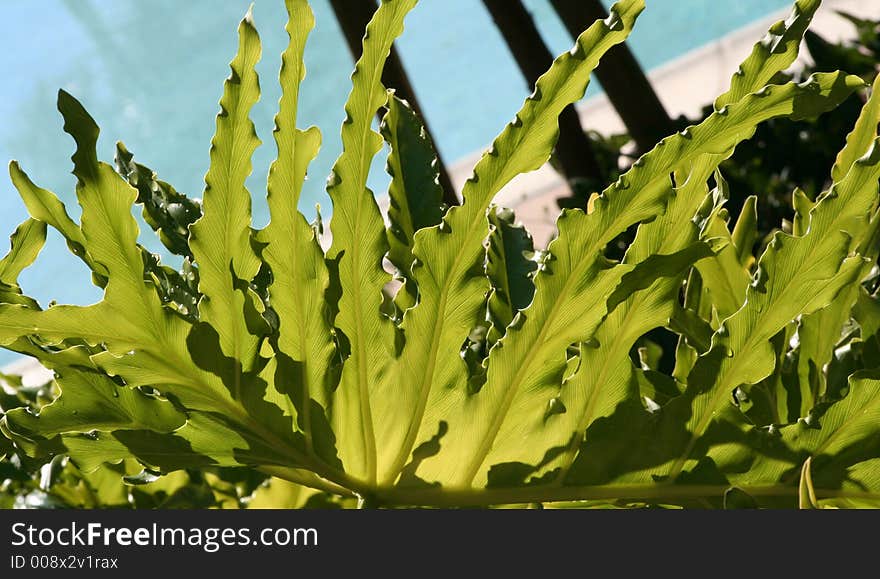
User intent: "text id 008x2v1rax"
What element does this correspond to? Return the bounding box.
[10,554,119,570]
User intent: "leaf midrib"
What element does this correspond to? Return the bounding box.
[337,14,406,483]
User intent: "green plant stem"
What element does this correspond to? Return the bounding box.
[257,465,356,498]
[368,483,880,508]
[262,461,880,507]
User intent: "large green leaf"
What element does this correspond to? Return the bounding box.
[0,219,46,287]
[717,372,880,506]
[0,218,46,310]
[188,7,265,378]
[692,172,752,320]
[58,413,276,474]
[666,135,880,483]
[667,0,818,384]
[381,92,445,313]
[714,0,820,110]
[1,368,185,458]
[0,17,321,480]
[2,0,878,509]
[832,74,880,182]
[115,143,202,259]
[8,161,106,286]
[409,72,862,488]
[732,70,880,430]
[385,0,646,486]
[485,207,537,342]
[258,0,338,466]
[325,0,419,483]
[528,157,720,488]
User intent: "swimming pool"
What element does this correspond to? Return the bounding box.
[0,0,792,364]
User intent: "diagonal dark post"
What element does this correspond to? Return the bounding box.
[481,0,606,185]
[329,0,459,206]
[551,0,674,153]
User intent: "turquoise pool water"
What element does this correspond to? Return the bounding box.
[0,0,792,364]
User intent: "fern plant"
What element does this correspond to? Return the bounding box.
[1,0,879,509]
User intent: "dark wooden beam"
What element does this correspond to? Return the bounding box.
[328,0,459,206]
[551,0,675,153]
